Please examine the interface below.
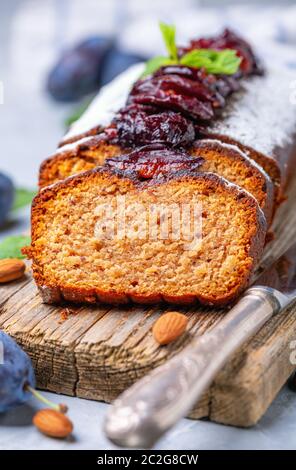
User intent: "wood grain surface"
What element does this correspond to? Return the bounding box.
[1,176,296,427]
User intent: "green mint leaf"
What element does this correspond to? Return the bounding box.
[180,49,213,68]
[0,235,31,259]
[12,188,36,211]
[159,22,178,60]
[141,56,176,77]
[180,48,241,75]
[213,49,242,74]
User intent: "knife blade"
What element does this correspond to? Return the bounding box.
[104,242,296,449]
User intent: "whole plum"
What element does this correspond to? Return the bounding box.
[47,36,113,102]
[0,330,35,413]
[0,172,14,227]
[100,47,145,86]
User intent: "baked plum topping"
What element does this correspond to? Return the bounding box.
[154,64,239,99]
[180,29,263,76]
[102,125,118,142]
[130,74,224,108]
[105,144,204,180]
[154,65,221,93]
[113,105,196,148]
[214,74,241,97]
[155,65,210,82]
[131,90,214,121]
[109,29,262,149]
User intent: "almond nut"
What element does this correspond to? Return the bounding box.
[0,259,26,283]
[33,409,73,438]
[152,311,188,345]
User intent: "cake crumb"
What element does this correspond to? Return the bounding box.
[59,307,78,323]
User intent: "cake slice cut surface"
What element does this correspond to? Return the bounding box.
[26,168,267,307]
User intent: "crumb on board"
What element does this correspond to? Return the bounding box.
[58,307,79,323]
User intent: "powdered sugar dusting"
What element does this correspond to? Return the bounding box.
[55,136,95,155]
[210,66,296,156]
[199,138,273,185]
[61,63,296,160]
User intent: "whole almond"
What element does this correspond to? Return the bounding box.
[0,259,26,283]
[152,311,188,345]
[33,409,73,438]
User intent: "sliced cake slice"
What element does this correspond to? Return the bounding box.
[39,139,274,225]
[39,136,122,189]
[25,167,267,307]
[191,140,274,224]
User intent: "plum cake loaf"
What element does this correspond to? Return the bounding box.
[27,28,296,307]
[39,59,296,212]
[25,165,267,306]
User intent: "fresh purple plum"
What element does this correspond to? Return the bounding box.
[47,36,114,102]
[0,173,14,227]
[0,330,35,413]
[100,48,145,86]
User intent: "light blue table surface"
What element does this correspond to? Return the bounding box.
[1,0,296,450]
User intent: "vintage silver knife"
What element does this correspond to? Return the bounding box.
[104,243,296,448]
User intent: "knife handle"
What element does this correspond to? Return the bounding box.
[104,286,287,449]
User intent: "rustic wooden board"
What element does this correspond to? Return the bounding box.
[1,176,296,427]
